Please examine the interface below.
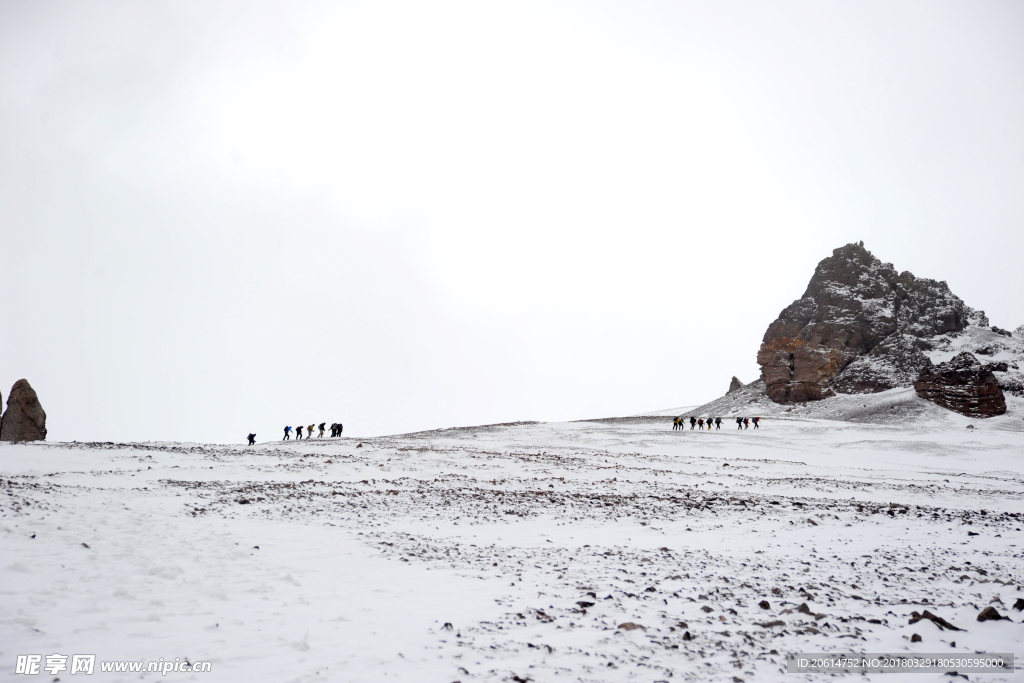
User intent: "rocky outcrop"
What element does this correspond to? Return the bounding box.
[758,242,978,403]
[914,353,1006,417]
[0,379,47,442]
[728,376,744,393]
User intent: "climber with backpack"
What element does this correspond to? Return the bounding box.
[283,425,292,440]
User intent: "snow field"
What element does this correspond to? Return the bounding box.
[1,393,1022,682]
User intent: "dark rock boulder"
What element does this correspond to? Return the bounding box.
[758,242,974,403]
[914,353,1006,418]
[0,379,47,442]
[728,376,744,393]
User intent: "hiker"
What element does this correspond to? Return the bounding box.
[247,433,256,445]
[743,417,749,429]
[283,425,292,440]
[736,417,743,430]
[697,418,704,430]
[715,417,722,430]
[337,422,343,435]
[296,425,303,439]
[690,417,696,430]
[753,416,760,429]
[318,422,326,438]
[307,424,315,439]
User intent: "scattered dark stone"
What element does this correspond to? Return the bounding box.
[915,353,1007,418]
[911,633,922,642]
[757,620,785,628]
[759,600,770,609]
[967,531,979,536]
[237,498,250,504]
[576,601,594,608]
[682,631,691,641]
[81,543,90,549]
[976,606,1010,622]
[618,622,644,631]
[795,602,827,619]
[908,610,963,631]
[1012,598,1024,611]
[701,605,714,612]
[0,379,47,442]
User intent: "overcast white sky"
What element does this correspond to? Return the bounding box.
[1,1,1022,443]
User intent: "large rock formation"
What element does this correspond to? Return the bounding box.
[728,376,745,393]
[757,242,980,403]
[0,379,47,442]
[914,352,1006,417]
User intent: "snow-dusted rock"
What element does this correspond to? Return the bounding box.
[727,376,744,393]
[758,242,984,404]
[914,352,1006,417]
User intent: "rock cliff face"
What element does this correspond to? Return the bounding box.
[0,379,47,442]
[757,242,980,403]
[728,377,744,393]
[914,352,1006,417]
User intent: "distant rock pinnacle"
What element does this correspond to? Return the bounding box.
[757,242,986,404]
[1,379,47,442]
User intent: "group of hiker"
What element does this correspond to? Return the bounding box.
[282,423,344,440]
[673,416,760,430]
[244,422,344,445]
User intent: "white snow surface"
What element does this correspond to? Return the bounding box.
[2,392,1023,682]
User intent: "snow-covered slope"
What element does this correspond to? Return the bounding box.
[2,397,1022,681]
